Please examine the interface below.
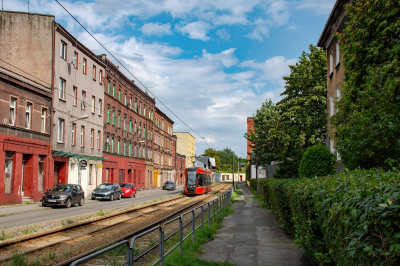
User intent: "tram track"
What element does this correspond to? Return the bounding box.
[0,183,231,266]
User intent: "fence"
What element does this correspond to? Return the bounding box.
[71,187,235,266]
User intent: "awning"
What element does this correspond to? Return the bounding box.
[52,151,108,161]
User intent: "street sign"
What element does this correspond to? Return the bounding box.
[79,160,87,170]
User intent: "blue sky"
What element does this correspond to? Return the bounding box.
[5,0,335,157]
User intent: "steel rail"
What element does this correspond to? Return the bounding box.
[54,185,231,266]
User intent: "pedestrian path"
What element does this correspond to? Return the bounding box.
[201,182,311,266]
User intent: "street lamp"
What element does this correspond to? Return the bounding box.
[70,115,89,123]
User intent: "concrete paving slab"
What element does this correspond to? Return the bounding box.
[200,183,311,266]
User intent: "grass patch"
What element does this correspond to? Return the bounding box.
[98,208,105,216]
[163,205,234,266]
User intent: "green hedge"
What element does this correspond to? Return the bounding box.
[249,178,257,190]
[298,145,336,178]
[259,169,400,265]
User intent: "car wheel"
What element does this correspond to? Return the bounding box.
[79,197,84,206]
[65,199,72,208]
[118,193,121,200]
[110,194,114,201]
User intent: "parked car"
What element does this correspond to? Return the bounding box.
[120,182,137,198]
[162,181,176,191]
[41,184,84,208]
[91,183,122,201]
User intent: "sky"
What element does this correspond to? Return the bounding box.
[4,0,335,158]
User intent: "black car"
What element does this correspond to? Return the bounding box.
[91,183,122,201]
[41,184,84,208]
[162,181,176,191]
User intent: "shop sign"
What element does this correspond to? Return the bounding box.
[96,164,103,168]
[79,160,87,170]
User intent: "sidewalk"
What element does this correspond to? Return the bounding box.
[0,186,183,217]
[201,183,311,266]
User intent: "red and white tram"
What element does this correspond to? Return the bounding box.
[184,167,212,195]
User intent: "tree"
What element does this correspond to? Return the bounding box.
[331,0,400,170]
[274,45,327,178]
[245,99,280,167]
[216,148,239,172]
[202,148,220,171]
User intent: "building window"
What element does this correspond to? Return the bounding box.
[143,147,145,158]
[135,122,137,133]
[135,101,137,112]
[91,96,95,113]
[139,125,141,135]
[93,65,97,81]
[98,99,102,116]
[74,51,78,69]
[117,140,120,154]
[9,97,17,126]
[83,58,87,75]
[90,128,94,148]
[73,86,78,106]
[124,117,127,131]
[329,51,333,76]
[143,126,145,139]
[130,120,132,133]
[82,91,86,109]
[118,114,121,128]
[106,136,110,152]
[130,98,132,109]
[134,145,137,157]
[41,108,47,133]
[112,137,115,153]
[119,89,121,101]
[124,142,126,156]
[129,143,132,157]
[99,70,103,84]
[97,130,101,149]
[107,108,110,123]
[336,43,340,66]
[139,103,142,115]
[58,118,65,143]
[144,107,146,118]
[112,110,115,125]
[71,123,76,145]
[113,84,115,97]
[59,78,66,100]
[108,82,111,94]
[60,41,67,60]
[330,95,334,116]
[81,126,85,147]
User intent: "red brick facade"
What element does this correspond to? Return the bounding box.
[247,117,254,160]
[99,55,156,189]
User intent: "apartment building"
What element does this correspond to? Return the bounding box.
[99,55,156,189]
[317,0,349,158]
[152,107,174,187]
[174,132,195,169]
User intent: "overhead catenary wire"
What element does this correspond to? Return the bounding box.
[54,0,209,149]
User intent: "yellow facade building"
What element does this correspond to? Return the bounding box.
[174,132,195,169]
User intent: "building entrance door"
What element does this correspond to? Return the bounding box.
[119,169,124,183]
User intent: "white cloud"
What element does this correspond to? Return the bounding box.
[241,56,297,83]
[216,29,231,41]
[176,21,213,41]
[141,22,173,36]
[296,0,335,15]
[266,1,290,26]
[246,18,269,41]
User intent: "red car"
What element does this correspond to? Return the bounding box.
[120,183,137,198]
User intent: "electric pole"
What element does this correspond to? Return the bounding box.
[232,153,235,187]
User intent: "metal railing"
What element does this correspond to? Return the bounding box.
[71,187,234,266]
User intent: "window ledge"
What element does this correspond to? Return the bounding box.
[335,62,341,69]
[329,72,334,79]
[57,141,65,144]
[59,98,66,102]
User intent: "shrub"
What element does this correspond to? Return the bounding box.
[259,169,400,265]
[298,145,336,178]
[249,178,257,190]
[273,157,301,179]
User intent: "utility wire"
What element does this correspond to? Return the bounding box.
[55,0,210,148]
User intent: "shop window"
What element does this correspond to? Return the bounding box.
[38,155,45,192]
[4,151,14,193]
[106,168,109,183]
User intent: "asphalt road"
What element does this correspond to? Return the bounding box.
[0,185,184,229]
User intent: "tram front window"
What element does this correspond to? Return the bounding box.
[187,170,196,186]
